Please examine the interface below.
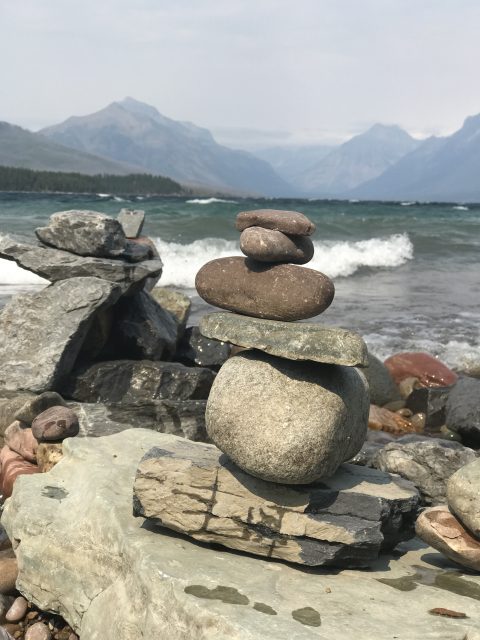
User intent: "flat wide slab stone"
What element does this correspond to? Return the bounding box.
[134,437,419,567]
[3,430,480,640]
[200,312,368,366]
[0,277,122,393]
[0,234,163,295]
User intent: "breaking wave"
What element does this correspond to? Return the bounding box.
[154,233,414,288]
[186,197,238,205]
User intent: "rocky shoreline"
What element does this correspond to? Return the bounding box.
[0,208,479,638]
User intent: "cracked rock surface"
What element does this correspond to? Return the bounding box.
[2,430,480,640]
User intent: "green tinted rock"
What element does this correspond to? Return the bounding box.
[200,312,368,367]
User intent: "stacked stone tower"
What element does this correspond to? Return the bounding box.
[196,208,370,484]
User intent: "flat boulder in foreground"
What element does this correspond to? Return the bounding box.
[0,278,121,393]
[200,312,368,366]
[0,234,163,295]
[3,430,479,640]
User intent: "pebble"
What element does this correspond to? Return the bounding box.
[5,597,28,623]
[31,407,79,442]
[384,352,458,387]
[236,209,315,235]
[14,393,67,427]
[195,257,334,321]
[0,446,39,499]
[239,227,314,264]
[0,627,16,639]
[25,622,52,640]
[0,553,18,594]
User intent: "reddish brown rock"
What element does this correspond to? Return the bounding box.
[236,209,315,236]
[0,550,18,595]
[368,404,420,435]
[195,257,334,321]
[31,407,79,442]
[24,622,52,640]
[384,352,458,388]
[239,227,314,264]
[3,422,38,463]
[0,446,39,498]
[415,505,480,571]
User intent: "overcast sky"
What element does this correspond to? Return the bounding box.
[1,0,480,149]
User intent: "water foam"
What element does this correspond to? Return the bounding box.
[186,197,238,205]
[154,233,413,288]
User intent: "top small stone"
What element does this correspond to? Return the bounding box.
[36,211,127,258]
[236,209,315,236]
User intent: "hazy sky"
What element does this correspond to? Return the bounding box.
[1,0,480,149]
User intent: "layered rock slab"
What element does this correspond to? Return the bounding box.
[2,430,479,640]
[0,278,122,392]
[0,234,163,295]
[200,312,368,366]
[134,437,419,567]
[206,351,369,483]
[63,360,214,404]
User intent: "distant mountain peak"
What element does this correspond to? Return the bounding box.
[115,96,163,121]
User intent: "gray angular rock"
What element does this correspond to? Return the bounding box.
[72,400,207,442]
[2,430,479,640]
[371,439,477,505]
[63,360,214,404]
[14,392,67,426]
[36,210,126,258]
[0,234,163,295]
[0,278,122,393]
[200,312,368,366]
[134,438,419,567]
[106,291,177,360]
[206,351,369,484]
[363,353,401,406]
[239,227,314,264]
[117,209,145,238]
[176,326,231,369]
[406,385,451,429]
[446,377,480,446]
[447,458,480,538]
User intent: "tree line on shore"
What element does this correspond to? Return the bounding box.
[0,165,186,195]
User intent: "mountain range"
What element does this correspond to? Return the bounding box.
[1,97,480,201]
[40,97,289,196]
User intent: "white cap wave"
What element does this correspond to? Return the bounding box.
[155,233,413,288]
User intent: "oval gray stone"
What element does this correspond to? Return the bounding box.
[195,257,334,321]
[236,209,315,236]
[206,351,369,484]
[239,227,314,264]
[200,312,368,366]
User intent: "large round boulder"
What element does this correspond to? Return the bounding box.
[205,351,369,484]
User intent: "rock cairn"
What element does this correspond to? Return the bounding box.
[132,209,420,569]
[195,208,370,484]
[0,209,229,499]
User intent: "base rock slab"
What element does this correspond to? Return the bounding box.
[3,430,480,640]
[133,437,419,566]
